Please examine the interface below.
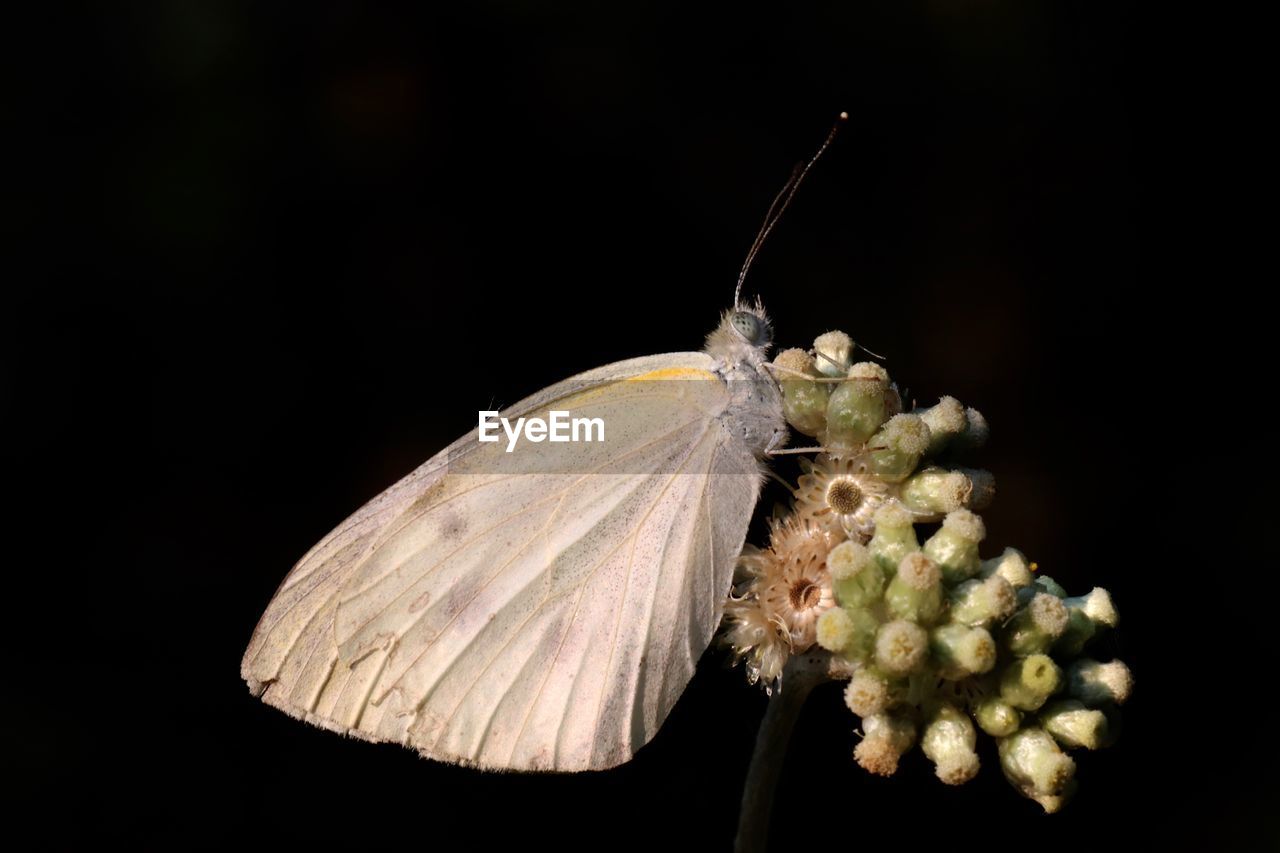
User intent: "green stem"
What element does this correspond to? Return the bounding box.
[734,654,832,853]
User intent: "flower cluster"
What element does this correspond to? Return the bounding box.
[722,330,1131,812]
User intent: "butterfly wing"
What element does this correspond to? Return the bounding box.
[241,352,763,770]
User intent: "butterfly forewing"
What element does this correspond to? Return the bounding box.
[242,352,763,770]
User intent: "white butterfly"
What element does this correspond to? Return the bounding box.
[242,115,845,771]
[241,306,785,770]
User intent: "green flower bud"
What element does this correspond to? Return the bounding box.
[923,510,986,583]
[813,330,854,377]
[980,547,1033,589]
[949,574,1017,627]
[1005,593,1070,656]
[1067,659,1134,706]
[867,414,931,482]
[1066,587,1118,626]
[1055,588,1119,656]
[828,540,885,608]
[844,669,896,717]
[974,697,1022,737]
[854,712,917,777]
[868,503,919,575]
[998,727,1077,813]
[773,348,829,437]
[931,623,997,678]
[922,703,980,785]
[899,467,972,517]
[917,396,967,456]
[999,654,1062,711]
[875,619,930,675]
[1040,700,1109,750]
[885,552,945,625]
[824,362,889,449]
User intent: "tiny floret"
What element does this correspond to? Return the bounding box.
[827,541,871,581]
[773,347,817,375]
[897,552,941,591]
[875,620,929,674]
[816,607,855,652]
[846,360,889,386]
[882,413,931,455]
[844,670,891,717]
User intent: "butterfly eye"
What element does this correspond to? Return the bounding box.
[731,311,770,346]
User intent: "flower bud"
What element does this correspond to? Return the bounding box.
[949,574,1017,627]
[923,510,986,583]
[824,362,889,449]
[899,467,971,517]
[815,607,855,653]
[844,669,895,717]
[980,547,1033,589]
[773,348,829,437]
[885,552,944,625]
[974,697,1022,737]
[867,414,931,482]
[998,727,1077,813]
[868,503,919,575]
[917,396,967,456]
[1004,593,1069,656]
[922,704,980,785]
[1067,659,1134,706]
[828,540,885,608]
[931,623,997,678]
[1040,700,1109,750]
[813,330,854,377]
[875,619,929,675]
[854,712,917,777]
[1055,588,1118,656]
[999,654,1062,711]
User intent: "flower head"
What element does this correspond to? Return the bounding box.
[755,517,838,649]
[723,328,1131,813]
[793,453,894,542]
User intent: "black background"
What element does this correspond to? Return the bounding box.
[14,2,1262,850]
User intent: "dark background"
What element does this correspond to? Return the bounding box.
[13,1,1261,850]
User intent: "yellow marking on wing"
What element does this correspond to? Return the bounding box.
[626,367,719,382]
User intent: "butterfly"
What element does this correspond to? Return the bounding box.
[241,114,846,771]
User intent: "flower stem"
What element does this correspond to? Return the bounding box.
[735,654,832,853]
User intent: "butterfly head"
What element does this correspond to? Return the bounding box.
[705,299,773,361]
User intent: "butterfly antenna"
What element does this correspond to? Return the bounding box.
[734,111,848,310]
